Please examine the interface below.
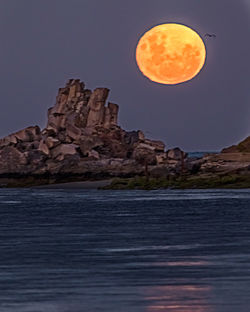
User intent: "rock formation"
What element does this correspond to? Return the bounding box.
[1,78,249,188]
[221,136,250,153]
[0,79,186,183]
[197,136,250,175]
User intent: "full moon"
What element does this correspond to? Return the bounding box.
[136,23,206,85]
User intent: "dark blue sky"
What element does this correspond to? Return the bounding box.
[1,0,250,151]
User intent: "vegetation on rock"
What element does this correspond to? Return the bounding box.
[102,173,250,190]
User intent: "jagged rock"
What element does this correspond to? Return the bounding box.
[15,126,41,142]
[167,147,187,161]
[47,79,87,131]
[47,109,65,131]
[16,141,39,152]
[108,102,119,126]
[51,144,78,160]
[14,129,31,142]
[103,106,111,128]
[0,126,40,147]
[45,137,60,149]
[103,102,119,127]
[41,128,57,138]
[86,88,109,127]
[38,140,50,156]
[0,134,18,147]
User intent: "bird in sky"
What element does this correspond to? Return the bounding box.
[204,33,216,38]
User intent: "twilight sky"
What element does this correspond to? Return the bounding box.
[0,0,250,151]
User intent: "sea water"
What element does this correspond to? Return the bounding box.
[0,188,250,312]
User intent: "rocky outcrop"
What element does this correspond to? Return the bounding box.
[0,126,41,147]
[194,136,250,175]
[2,78,248,188]
[0,79,175,181]
[222,136,250,153]
[198,153,250,174]
[46,80,119,133]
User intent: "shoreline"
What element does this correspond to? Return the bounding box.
[31,179,112,189]
[1,171,250,190]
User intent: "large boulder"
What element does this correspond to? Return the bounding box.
[0,126,40,147]
[51,144,78,160]
[0,134,17,147]
[38,140,50,156]
[165,147,189,174]
[0,146,28,173]
[167,147,187,161]
[45,137,60,149]
[14,126,41,142]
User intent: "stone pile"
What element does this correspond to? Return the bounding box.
[0,79,187,178]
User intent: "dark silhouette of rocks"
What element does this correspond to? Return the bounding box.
[0,79,188,184]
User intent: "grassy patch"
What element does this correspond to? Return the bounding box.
[101,174,250,190]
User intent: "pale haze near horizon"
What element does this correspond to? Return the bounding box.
[0,0,250,151]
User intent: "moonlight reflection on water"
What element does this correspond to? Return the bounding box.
[0,189,250,312]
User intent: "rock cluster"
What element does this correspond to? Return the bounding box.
[0,79,186,179]
[3,78,249,188]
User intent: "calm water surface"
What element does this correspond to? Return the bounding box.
[0,188,250,312]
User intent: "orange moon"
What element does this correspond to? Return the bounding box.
[136,23,206,85]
